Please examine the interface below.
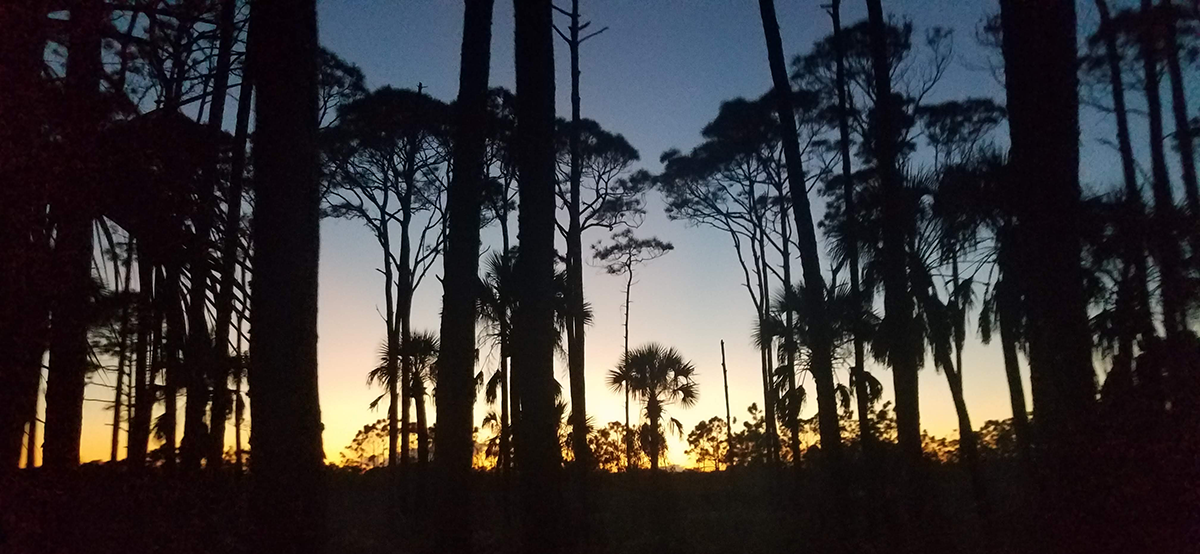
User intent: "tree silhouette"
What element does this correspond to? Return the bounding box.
[436,1,494,550]
[616,343,698,471]
[512,0,565,550]
[246,0,326,550]
[593,228,673,469]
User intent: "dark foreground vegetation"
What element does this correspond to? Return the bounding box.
[4,439,1194,554]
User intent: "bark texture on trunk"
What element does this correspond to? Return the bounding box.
[248,0,327,550]
[998,0,1097,549]
[44,0,105,469]
[0,0,50,470]
[435,8,494,551]
[512,0,565,550]
[865,0,923,474]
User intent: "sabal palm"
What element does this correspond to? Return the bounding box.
[611,343,699,471]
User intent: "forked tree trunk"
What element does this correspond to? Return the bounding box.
[512,0,565,550]
[247,0,326,550]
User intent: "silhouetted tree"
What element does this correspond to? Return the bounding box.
[618,344,698,471]
[758,0,844,494]
[998,0,1097,546]
[512,0,565,550]
[247,0,326,551]
[44,0,106,469]
[865,0,924,489]
[0,0,51,470]
[436,0,493,549]
[593,229,673,468]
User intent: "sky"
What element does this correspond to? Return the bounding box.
[68,0,1190,467]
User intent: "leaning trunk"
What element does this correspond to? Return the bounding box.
[247,0,327,550]
[1160,0,1199,216]
[209,0,255,467]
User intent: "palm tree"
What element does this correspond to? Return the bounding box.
[246,0,326,550]
[617,344,699,471]
[436,0,494,550]
[406,330,439,465]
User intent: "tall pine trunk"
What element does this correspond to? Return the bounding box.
[998,0,1097,549]
[1095,0,1154,382]
[248,0,327,550]
[435,1,493,549]
[1137,0,1187,341]
[0,0,50,470]
[564,0,592,470]
[865,0,923,477]
[208,0,251,468]
[1161,0,1199,216]
[44,0,104,468]
[512,0,565,551]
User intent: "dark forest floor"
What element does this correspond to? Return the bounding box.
[1,459,1192,554]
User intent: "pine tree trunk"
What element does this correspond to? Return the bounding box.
[208,0,253,468]
[564,0,592,471]
[1161,0,1199,216]
[43,0,104,470]
[247,0,327,550]
[512,0,565,550]
[435,3,493,546]
[1137,0,1188,341]
[0,0,50,470]
[998,0,1097,548]
[1095,0,1155,382]
[865,0,922,476]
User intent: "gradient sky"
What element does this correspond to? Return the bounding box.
[71,0,1181,466]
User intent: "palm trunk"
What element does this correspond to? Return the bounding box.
[247,0,327,549]
[415,373,429,466]
[648,396,662,472]
[435,1,494,548]
[995,268,1031,458]
[209,0,254,467]
[512,0,565,549]
[399,145,417,467]
[43,0,104,470]
[949,256,988,518]
[1138,0,1187,341]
